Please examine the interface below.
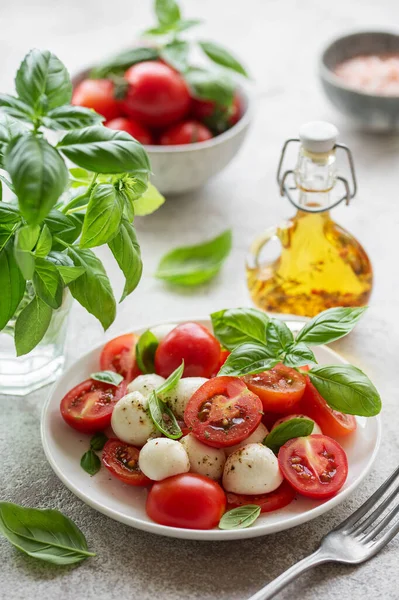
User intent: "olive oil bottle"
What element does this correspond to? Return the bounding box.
[246,122,373,317]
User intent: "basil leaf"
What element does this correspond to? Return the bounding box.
[185,68,235,107]
[218,342,279,377]
[296,307,367,346]
[156,229,232,286]
[47,251,85,285]
[199,41,248,77]
[0,94,35,122]
[155,0,181,27]
[148,391,182,439]
[161,41,189,73]
[266,318,294,355]
[308,364,381,417]
[43,106,103,130]
[80,184,123,248]
[44,210,82,249]
[14,225,39,279]
[283,343,317,368]
[90,47,159,78]
[90,370,124,386]
[211,308,269,351]
[0,241,26,330]
[108,217,142,301]
[15,295,52,356]
[6,134,68,224]
[0,502,95,565]
[34,224,52,257]
[33,257,63,309]
[135,330,158,374]
[265,417,314,454]
[90,432,108,452]
[0,203,21,229]
[219,505,261,530]
[80,450,101,476]
[69,167,93,185]
[133,183,165,216]
[157,361,184,398]
[58,126,150,175]
[15,49,72,112]
[67,247,116,330]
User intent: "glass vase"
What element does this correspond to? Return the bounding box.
[0,288,72,396]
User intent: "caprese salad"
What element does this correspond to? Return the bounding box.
[59,307,381,531]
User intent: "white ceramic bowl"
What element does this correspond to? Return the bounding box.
[72,68,252,195]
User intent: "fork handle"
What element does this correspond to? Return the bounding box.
[247,548,330,600]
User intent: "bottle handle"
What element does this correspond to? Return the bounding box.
[250,227,279,270]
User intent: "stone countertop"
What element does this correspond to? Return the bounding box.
[1,0,399,598]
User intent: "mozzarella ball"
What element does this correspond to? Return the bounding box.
[180,434,225,480]
[224,423,269,457]
[165,377,208,419]
[272,414,322,435]
[111,391,160,447]
[139,438,190,481]
[150,323,178,343]
[223,443,283,495]
[127,373,165,397]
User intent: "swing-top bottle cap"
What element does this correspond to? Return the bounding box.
[299,121,339,153]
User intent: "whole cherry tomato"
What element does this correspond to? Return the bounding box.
[159,120,213,145]
[72,79,121,121]
[106,117,153,145]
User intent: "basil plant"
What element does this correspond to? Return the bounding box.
[0,49,164,356]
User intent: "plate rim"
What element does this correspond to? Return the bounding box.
[41,315,382,541]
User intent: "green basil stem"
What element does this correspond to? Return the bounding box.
[53,236,70,248]
[66,203,89,215]
[61,173,98,214]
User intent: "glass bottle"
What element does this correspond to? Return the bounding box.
[246,122,373,317]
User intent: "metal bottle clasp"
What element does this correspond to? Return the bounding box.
[276,139,358,213]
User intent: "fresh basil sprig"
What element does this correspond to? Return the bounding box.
[0,502,95,564]
[156,229,232,287]
[90,371,124,386]
[296,307,367,346]
[0,48,164,356]
[90,432,108,451]
[136,330,159,374]
[81,432,108,475]
[211,307,269,351]
[308,365,381,417]
[218,342,279,377]
[264,418,314,454]
[148,362,184,438]
[219,505,261,530]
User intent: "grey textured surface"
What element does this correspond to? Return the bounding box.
[1,0,399,598]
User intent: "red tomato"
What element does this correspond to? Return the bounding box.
[146,473,226,529]
[105,117,153,145]
[184,376,263,448]
[244,364,306,413]
[100,333,141,383]
[60,379,126,434]
[102,439,151,486]
[155,322,220,378]
[191,93,242,130]
[159,120,213,145]
[226,480,296,513]
[278,434,348,500]
[300,378,357,438]
[72,79,121,121]
[121,61,190,128]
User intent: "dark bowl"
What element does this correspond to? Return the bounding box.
[320,31,399,131]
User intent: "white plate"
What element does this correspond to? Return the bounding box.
[41,317,381,541]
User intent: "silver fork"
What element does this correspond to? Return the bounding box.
[248,465,399,600]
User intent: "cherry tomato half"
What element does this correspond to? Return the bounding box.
[300,378,357,438]
[72,79,121,121]
[159,120,213,145]
[105,117,153,145]
[184,376,263,448]
[226,480,296,513]
[244,364,306,413]
[60,379,126,434]
[100,333,141,383]
[146,473,226,529]
[278,434,348,500]
[102,439,151,486]
[122,61,190,128]
[155,322,220,379]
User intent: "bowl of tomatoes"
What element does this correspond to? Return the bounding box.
[72,60,252,195]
